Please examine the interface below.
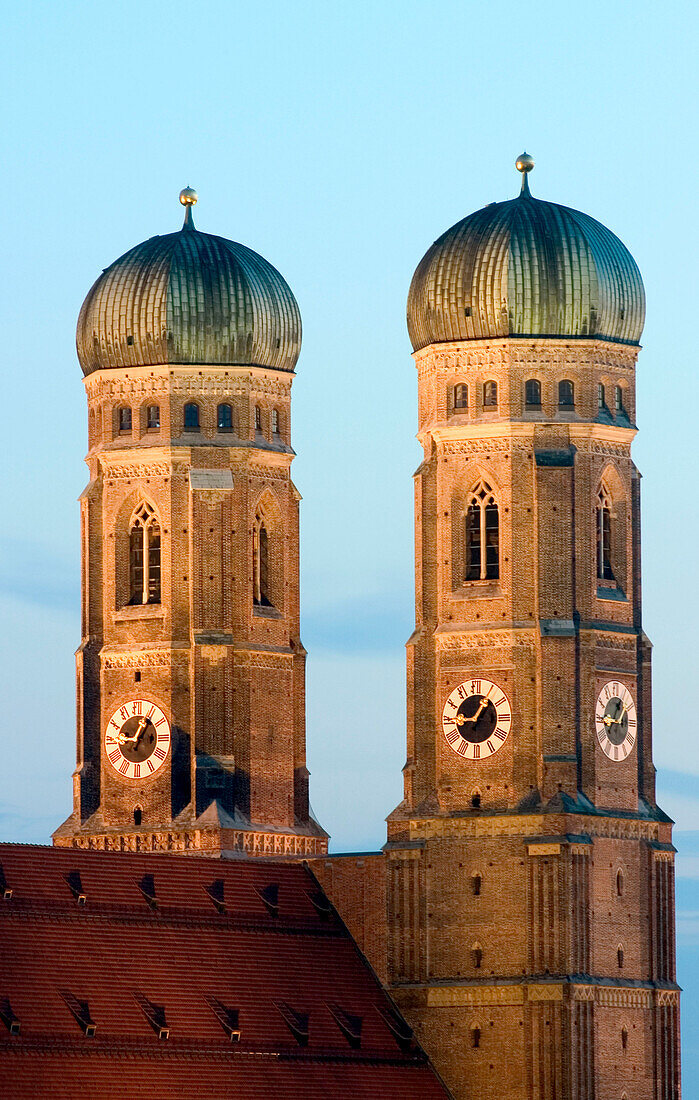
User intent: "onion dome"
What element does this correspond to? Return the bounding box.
[407,154,645,350]
[77,189,301,375]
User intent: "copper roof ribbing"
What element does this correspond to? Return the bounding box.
[77,225,301,375]
[407,190,645,350]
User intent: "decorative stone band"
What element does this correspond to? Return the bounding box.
[54,828,328,858]
[402,814,664,843]
[426,983,679,1009]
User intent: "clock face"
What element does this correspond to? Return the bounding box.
[442,678,512,760]
[595,681,637,761]
[104,700,171,780]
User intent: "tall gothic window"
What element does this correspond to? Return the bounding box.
[255,405,262,433]
[465,481,499,581]
[615,385,624,413]
[129,502,161,605]
[217,403,233,432]
[253,513,272,607]
[483,381,498,408]
[558,379,575,407]
[453,383,468,410]
[525,378,541,407]
[596,485,615,583]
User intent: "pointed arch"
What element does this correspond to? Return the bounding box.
[470,1020,482,1048]
[596,465,627,590]
[252,490,283,610]
[471,942,483,969]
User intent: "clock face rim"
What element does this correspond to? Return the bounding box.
[441,678,512,760]
[104,699,171,781]
[594,680,637,762]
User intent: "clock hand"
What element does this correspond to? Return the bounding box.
[118,716,148,746]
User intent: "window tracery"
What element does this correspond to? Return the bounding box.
[465,481,499,581]
[129,502,161,605]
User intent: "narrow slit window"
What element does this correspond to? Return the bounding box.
[217,403,233,432]
[472,874,482,897]
[471,1026,481,1048]
[471,945,483,969]
[453,383,468,410]
[615,385,624,413]
[271,408,279,435]
[558,379,575,407]
[255,406,262,432]
[525,379,541,407]
[598,383,606,410]
[483,381,498,408]
[184,402,199,431]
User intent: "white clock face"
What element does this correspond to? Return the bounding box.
[595,681,637,761]
[442,678,512,760]
[104,700,171,780]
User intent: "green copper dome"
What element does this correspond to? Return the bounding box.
[77,195,301,375]
[407,158,645,350]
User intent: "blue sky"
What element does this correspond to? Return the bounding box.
[1,0,698,1080]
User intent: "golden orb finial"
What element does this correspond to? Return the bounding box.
[515,153,534,196]
[179,186,198,206]
[516,152,534,174]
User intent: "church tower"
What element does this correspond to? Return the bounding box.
[385,157,680,1099]
[54,189,327,859]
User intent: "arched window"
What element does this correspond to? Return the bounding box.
[129,502,161,605]
[184,402,199,432]
[271,408,279,435]
[525,379,541,407]
[617,945,624,969]
[133,807,142,827]
[616,869,624,897]
[465,480,499,581]
[472,874,482,897]
[217,403,233,432]
[471,1025,481,1049]
[118,406,132,433]
[615,385,624,413]
[147,405,160,431]
[471,790,482,809]
[483,381,498,408]
[471,944,483,969]
[596,485,615,583]
[254,406,262,433]
[253,512,272,607]
[559,379,575,407]
[453,383,468,410]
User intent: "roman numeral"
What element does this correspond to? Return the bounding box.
[493,696,505,707]
[457,741,468,756]
[496,709,511,721]
[147,706,156,719]
[132,701,142,716]
[110,720,119,731]
[154,747,166,760]
[627,733,635,746]
[108,749,121,764]
[134,764,140,778]
[119,759,129,774]
[147,760,155,774]
[120,706,129,721]
[471,680,481,695]
[446,700,457,711]
[486,740,494,754]
[495,728,507,740]
[473,744,480,759]
[446,731,460,745]
[155,719,166,727]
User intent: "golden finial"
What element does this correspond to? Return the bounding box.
[179,186,198,230]
[515,153,534,197]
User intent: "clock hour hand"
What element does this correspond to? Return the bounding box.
[118,716,148,745]
[457,697,489,726]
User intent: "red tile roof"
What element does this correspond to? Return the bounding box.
[0,844,450,1099]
